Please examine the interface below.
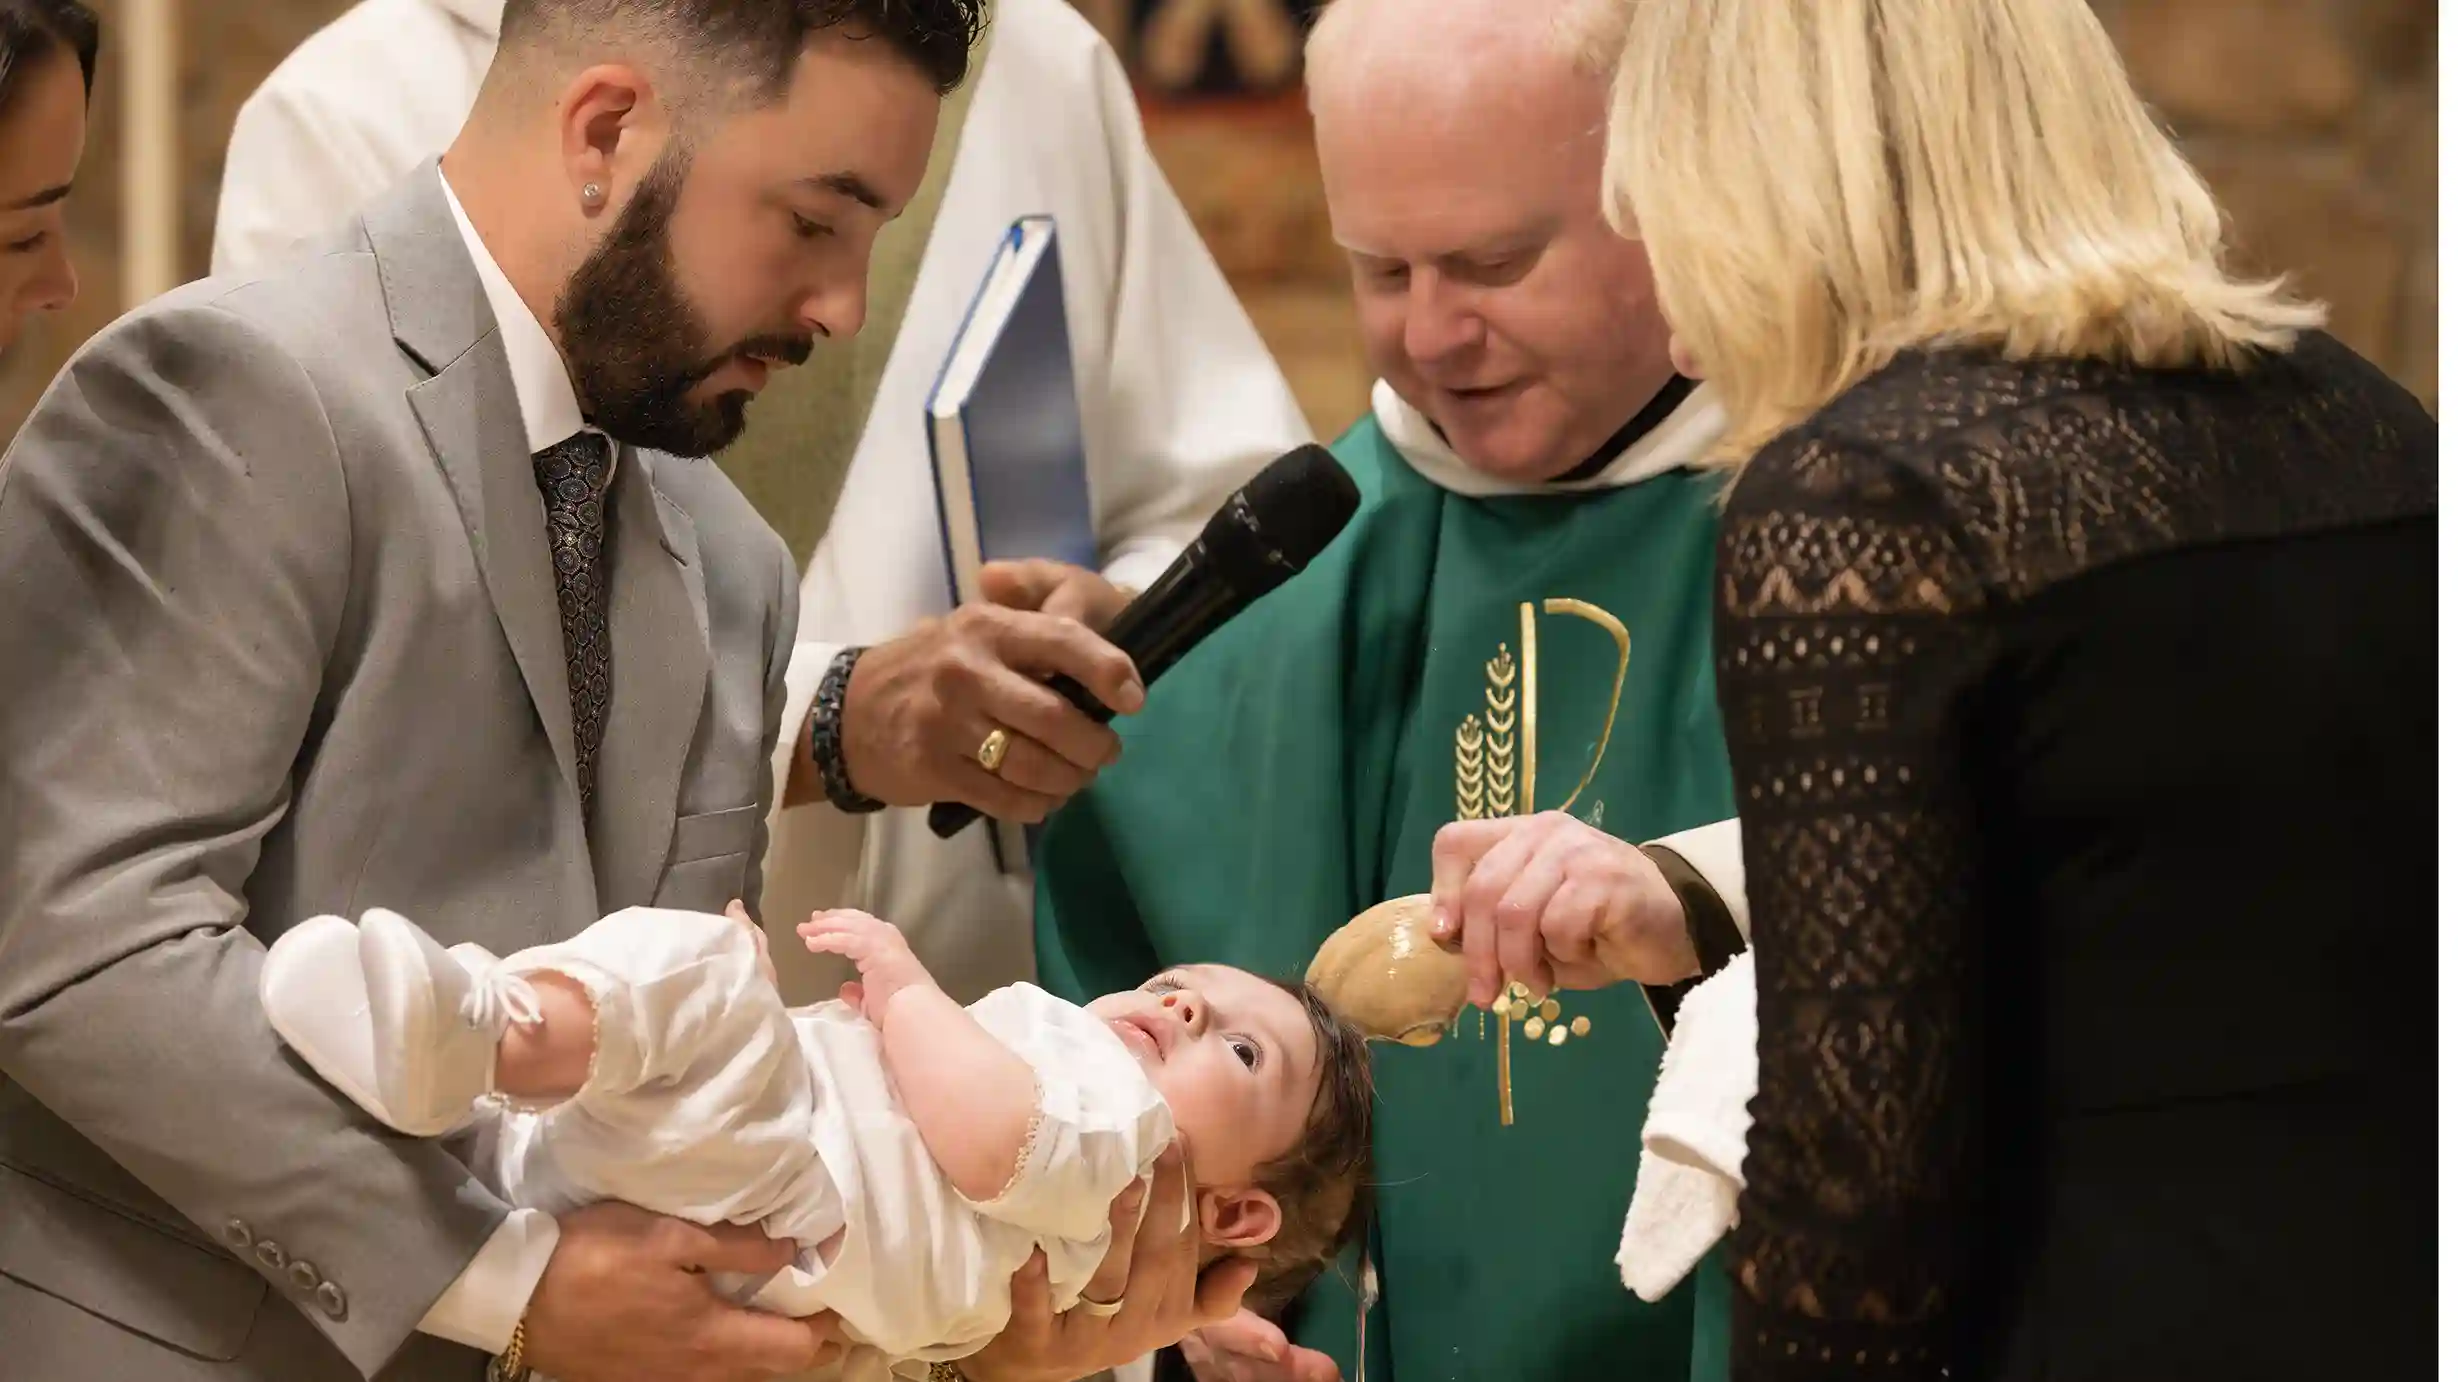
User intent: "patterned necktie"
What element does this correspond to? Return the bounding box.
[533,431,614,815]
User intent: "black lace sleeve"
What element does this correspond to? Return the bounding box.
[1714,433,1995,1380]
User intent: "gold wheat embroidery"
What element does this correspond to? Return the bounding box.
[1453,716,1485,821]
[1483,646,1516,819]
[1450,621,1616,1127]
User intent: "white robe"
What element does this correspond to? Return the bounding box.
[210,0,1316,1011]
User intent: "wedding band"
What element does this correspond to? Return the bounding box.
[976,727,1012,774]
[1073,1293,1125,1318]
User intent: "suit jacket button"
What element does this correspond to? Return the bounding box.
[222,1219,252,1251]
[254,1240,288,1272]
[288,1260,322,1294]
[315,1281,348,1322]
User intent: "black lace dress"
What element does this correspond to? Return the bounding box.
[1714,333,2437,1381]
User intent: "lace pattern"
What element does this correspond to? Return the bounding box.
[1713,335,2435,1380]
[1719,434,1984,1381]
[990,1075,1048,1207]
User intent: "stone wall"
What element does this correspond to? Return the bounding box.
[2103,0,2438,409]
[0,0,2433,442]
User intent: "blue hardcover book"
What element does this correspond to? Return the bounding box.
[924,216,1095,609]
[924,216,1092,868]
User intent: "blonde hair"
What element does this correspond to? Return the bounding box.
[1600,0,2323,463]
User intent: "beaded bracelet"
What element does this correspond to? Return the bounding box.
[814,645,886,815]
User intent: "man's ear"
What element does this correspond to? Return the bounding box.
[556,62,666,206]
[1198,1187,1283,1249]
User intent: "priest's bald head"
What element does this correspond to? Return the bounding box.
[1307,0,1676,483]
[440,0,985,456]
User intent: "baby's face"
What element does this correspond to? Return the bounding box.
[1087,965,1323,1194]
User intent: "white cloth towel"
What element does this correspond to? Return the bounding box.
[1617,954,1758,1302]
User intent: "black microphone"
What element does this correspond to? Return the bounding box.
[927,443,1362,839]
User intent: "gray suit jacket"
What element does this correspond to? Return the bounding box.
[0,169,799,1380]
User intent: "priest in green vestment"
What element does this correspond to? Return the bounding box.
[1035,2,1755,1380]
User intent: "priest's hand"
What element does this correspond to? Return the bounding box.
[1428,811,1697,1005]
[1181,1310,1344,1382]
[962,1142,1254,1382]
[841,601,1144,822]
[980,558,1137,636]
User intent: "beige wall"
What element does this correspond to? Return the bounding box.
[0,0,2433,444]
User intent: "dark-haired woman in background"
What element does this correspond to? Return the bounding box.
[0,0,92,355]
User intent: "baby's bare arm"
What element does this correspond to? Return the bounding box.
[877,986,1043,1203]
[492,972,597,1101]
[801,910,1039,1202]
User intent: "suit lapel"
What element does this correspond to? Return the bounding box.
[372,165,588,829]
[591,449,711,909]
[406,352,585,808]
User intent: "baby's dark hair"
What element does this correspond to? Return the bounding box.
[1238,978,1375,1314]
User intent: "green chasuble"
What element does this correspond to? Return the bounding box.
[1035,411,1736,1382]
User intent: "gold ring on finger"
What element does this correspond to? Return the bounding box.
[976,727,1013,774]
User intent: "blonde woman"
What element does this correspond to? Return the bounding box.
[1600,1,2436,1378]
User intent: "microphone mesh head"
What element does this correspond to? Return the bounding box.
[1209,444,1361,590]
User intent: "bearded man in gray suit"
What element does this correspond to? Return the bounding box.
[0,3,1220,1381]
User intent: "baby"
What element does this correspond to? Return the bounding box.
[259,902,1374,1379]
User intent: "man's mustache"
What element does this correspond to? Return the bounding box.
[691,334,815,385]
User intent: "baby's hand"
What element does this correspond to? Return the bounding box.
[799,909,932,1025]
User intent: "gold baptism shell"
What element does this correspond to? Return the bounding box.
[1305,893,1470,1047]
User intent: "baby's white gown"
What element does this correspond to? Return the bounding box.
[463,907,1177,1378]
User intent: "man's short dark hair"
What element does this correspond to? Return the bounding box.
[501,0,987,98]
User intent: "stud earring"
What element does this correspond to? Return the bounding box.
[581,182,606,209]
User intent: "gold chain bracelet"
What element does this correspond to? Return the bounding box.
[485,1318,532,1382]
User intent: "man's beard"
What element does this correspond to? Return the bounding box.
[554,149,812,458]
